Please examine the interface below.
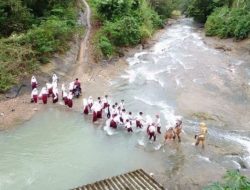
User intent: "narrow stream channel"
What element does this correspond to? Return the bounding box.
[0,18,249,190]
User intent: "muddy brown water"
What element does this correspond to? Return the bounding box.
[0,18,249,190]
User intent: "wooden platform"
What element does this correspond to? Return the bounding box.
[72,169,164,190]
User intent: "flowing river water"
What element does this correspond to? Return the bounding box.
[0,18,250,190]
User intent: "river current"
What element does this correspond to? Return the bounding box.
[0,18,249,189]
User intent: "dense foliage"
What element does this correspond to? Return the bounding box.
[188,0,215,23]
[91,0,175,58]
[187,0,250,39]
[205,7,250,39]
[204,170,250,190]
[0,0,81,92]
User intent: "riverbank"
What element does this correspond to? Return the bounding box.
[0,16,174,130]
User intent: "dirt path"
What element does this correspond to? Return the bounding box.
[76,0,91,77]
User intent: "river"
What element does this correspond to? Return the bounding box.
[0,18,249,190]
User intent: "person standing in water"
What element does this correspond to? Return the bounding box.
[148,123,157,141]
[155,114,161,134]
[67,93,73,108]
[125,119,133,133]
[174,120,182,142]
[195,122,208,149]
[136,112,144,128]
[119,100,125,110]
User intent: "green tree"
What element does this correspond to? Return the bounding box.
[188,0,215,23]
[0,0,33,36]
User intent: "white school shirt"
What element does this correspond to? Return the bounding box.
[83,98,88,107]
[52,88,58,99]
[155,118,161,126]
[62,91,68,98]
[121,112,128,121]
[42,88,48,95]
[61,84,66,92]
[128,114,134,121]
[31,88,38,97]
[136,114,143,121]
[31,76,37,84]
[125,121,132,129]
[92,102,101,112]
[88,97,93,105]
[96,102,102,111]
[110,107,117,116]
[113,115,121,123]
[67,93,73,100]
[52,74,58,83]
[102,97,108,104]
[119,102,125,109]
[148,125,156,133]
[46,83,52,90]
[69,82,74,91]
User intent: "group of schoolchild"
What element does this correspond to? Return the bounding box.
[82,95,179,142]
[30,74,82,108]
[30,75,208,147]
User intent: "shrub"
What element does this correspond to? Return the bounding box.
[188,0,216,23]
[0,40,38,91]
[205,7,250,39]
[92,0,166,58]
[149,0,175,19]
[0,0,34,37]
[203,170,250,190]
[95,0,132,20]
[98,35,114,57]
[102,16,141,46]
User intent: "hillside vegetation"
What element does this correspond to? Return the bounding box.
[187,0,250,39]
[0,0,81,92]
[204,170,250,190]
[90,0,177,58]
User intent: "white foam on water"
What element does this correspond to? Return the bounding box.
[122,66,167,87]
[154,144,162,150]
[133,96,182,129]
[191,33,202,40]
[137,139,146,146]
[152,56,159,64]
[216,132,250,166]
[134,96,168,109]
[168,52,193,70]
[120,70,137,83]
[161,109,182,130]
[26,177,34,185]
[192,78,205,85]
[197,155,211,162]
[103,120,117,136]
[233,60,243,66]
[175,77,184,88]
[243,156,250,168]
[232,160,241,169]
[126,52,148,66]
